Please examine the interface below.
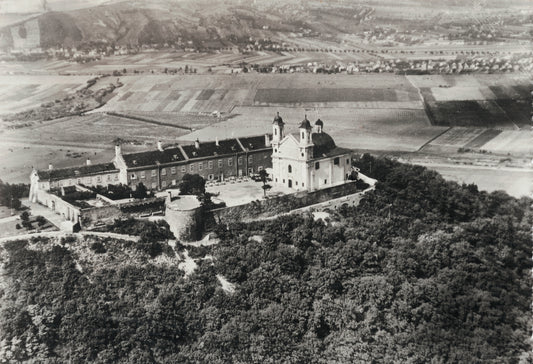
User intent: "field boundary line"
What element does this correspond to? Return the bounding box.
[416,127,452,152]
[105,112,193,131]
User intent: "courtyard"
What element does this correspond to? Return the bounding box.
[206,178,293,207]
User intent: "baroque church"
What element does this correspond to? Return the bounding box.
[271,112,353,191]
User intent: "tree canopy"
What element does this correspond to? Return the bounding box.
[0,155,531,363]
[178,174,206,196]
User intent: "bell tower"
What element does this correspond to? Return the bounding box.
[298,115,314,160]
[272,112,284,153]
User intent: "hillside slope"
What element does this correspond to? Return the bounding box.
[0,156,531,362]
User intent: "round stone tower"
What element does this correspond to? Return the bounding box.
[165,195,202,241]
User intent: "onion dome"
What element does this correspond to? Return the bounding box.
[299,114,312,129]
[272,112,284,125]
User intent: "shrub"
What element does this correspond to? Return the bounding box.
[90,242,107,254]
[36,215,46,227]
[20,211,30,221]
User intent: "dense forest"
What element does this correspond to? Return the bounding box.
[0,155,531,363]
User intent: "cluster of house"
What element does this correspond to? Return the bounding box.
[29,114,353,225]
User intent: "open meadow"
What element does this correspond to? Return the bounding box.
[0,75,92,114]
[178,106,443,152]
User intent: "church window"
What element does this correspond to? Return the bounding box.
[161,168,167,176]
[346,158,350,165]
[315,162,320,170]
[288,165,292,173]
[274,129,277,135]
[324,179,327,184]
[301,153,304,157]
[302,183,304,187]
[275,149,277,153]
[334,157,339,165]
[295,181,298,186]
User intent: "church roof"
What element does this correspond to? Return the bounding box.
[299,115,312,129]
[272,112,284,126]
[315,118,324,126]
[311,132,351,159]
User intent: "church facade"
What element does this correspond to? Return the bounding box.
[271,113,353,191]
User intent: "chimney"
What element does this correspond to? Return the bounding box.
[48,164,53,170]
[195,138,200,150]
[86,158,92,166]
[265,134,271,147]
[115,144,122,157]
[215,136,219,147]
[157,140,163,152]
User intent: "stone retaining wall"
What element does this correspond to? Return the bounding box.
[211,181,360,224]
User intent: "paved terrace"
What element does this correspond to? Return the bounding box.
[206,178,293,207]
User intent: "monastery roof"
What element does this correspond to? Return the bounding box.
[238,135,271,151]
[37,162,118,181]
[122,146,187,168]
[181,138,242,159]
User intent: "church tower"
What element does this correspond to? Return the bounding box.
[272,112,284,152]
[299,115,313,160]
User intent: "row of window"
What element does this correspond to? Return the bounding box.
[131,155,268,181]
[48,174,118,188]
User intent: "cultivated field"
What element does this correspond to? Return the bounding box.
[99,73,423,114]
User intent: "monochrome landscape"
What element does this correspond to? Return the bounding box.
[0,0,532,362]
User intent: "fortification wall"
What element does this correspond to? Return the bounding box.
[166,206,202,241]
[211,181,360,224]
